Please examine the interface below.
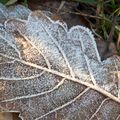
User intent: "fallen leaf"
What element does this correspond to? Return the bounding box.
[0,4,120,120]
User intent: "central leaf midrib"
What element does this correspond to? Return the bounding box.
[0,53,120,103]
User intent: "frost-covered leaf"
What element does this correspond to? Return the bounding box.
[0,4,120,120]
[0,3,31,19]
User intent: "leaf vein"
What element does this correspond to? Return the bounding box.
[40,22,75,78]
[35,87,90,120]
[0,78,65,102]
[0,53,120,103]
[89,98,110,120]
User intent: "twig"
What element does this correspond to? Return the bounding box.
[107,16,117,45]
[103,15,117,55]
[96,0,103,31]
[60,11,111,22]
[90,25,103,40]
[57,1,65,13]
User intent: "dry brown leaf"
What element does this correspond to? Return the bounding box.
[0,4,120,120]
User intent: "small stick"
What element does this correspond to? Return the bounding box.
[61,11,111,22]
[106,15,117,49]
[57,1,65,13]
[102,15,117,56]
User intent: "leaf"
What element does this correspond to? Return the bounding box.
[0,3,31,19]
[0,4,120,120]
[5,0,17,6]
[0,0,17,5]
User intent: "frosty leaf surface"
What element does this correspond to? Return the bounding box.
[0,5,120,120]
